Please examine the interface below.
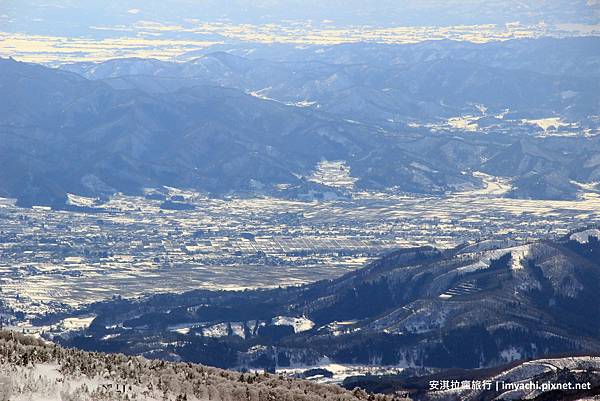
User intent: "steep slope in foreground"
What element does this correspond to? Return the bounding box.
[61,228,600,372]
[0,331,402,401]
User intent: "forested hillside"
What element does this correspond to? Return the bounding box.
[0,331,403,401]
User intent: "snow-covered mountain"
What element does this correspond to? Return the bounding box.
[0,331,399,401]
[346,355,600,400]
[3,37,600,206]
[4,323,599,401]
[62,38,600,123]
[50,228,600,374]
[0,56,481,207]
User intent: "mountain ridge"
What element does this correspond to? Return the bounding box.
[48,228,600,375]
[3,37,600,205]
[0,330,402,401]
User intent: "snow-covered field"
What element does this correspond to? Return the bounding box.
[308,160,358,190]
[272,316,315,333]
[2,181,600,326]
[570,228,600,243]
[275,358,406,384]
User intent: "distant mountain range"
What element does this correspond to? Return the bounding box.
[2,37,600,206]
[0,56,475,206]
[62,38,600,124]
[54,228,600,376]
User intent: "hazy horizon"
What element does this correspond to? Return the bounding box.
[1,0,599,63]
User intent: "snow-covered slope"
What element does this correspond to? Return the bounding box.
[55,228,600,374]
[0,331,399,401]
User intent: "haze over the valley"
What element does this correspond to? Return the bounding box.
[1,0,600,62]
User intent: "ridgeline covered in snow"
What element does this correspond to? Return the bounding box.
[0,331,403,401]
